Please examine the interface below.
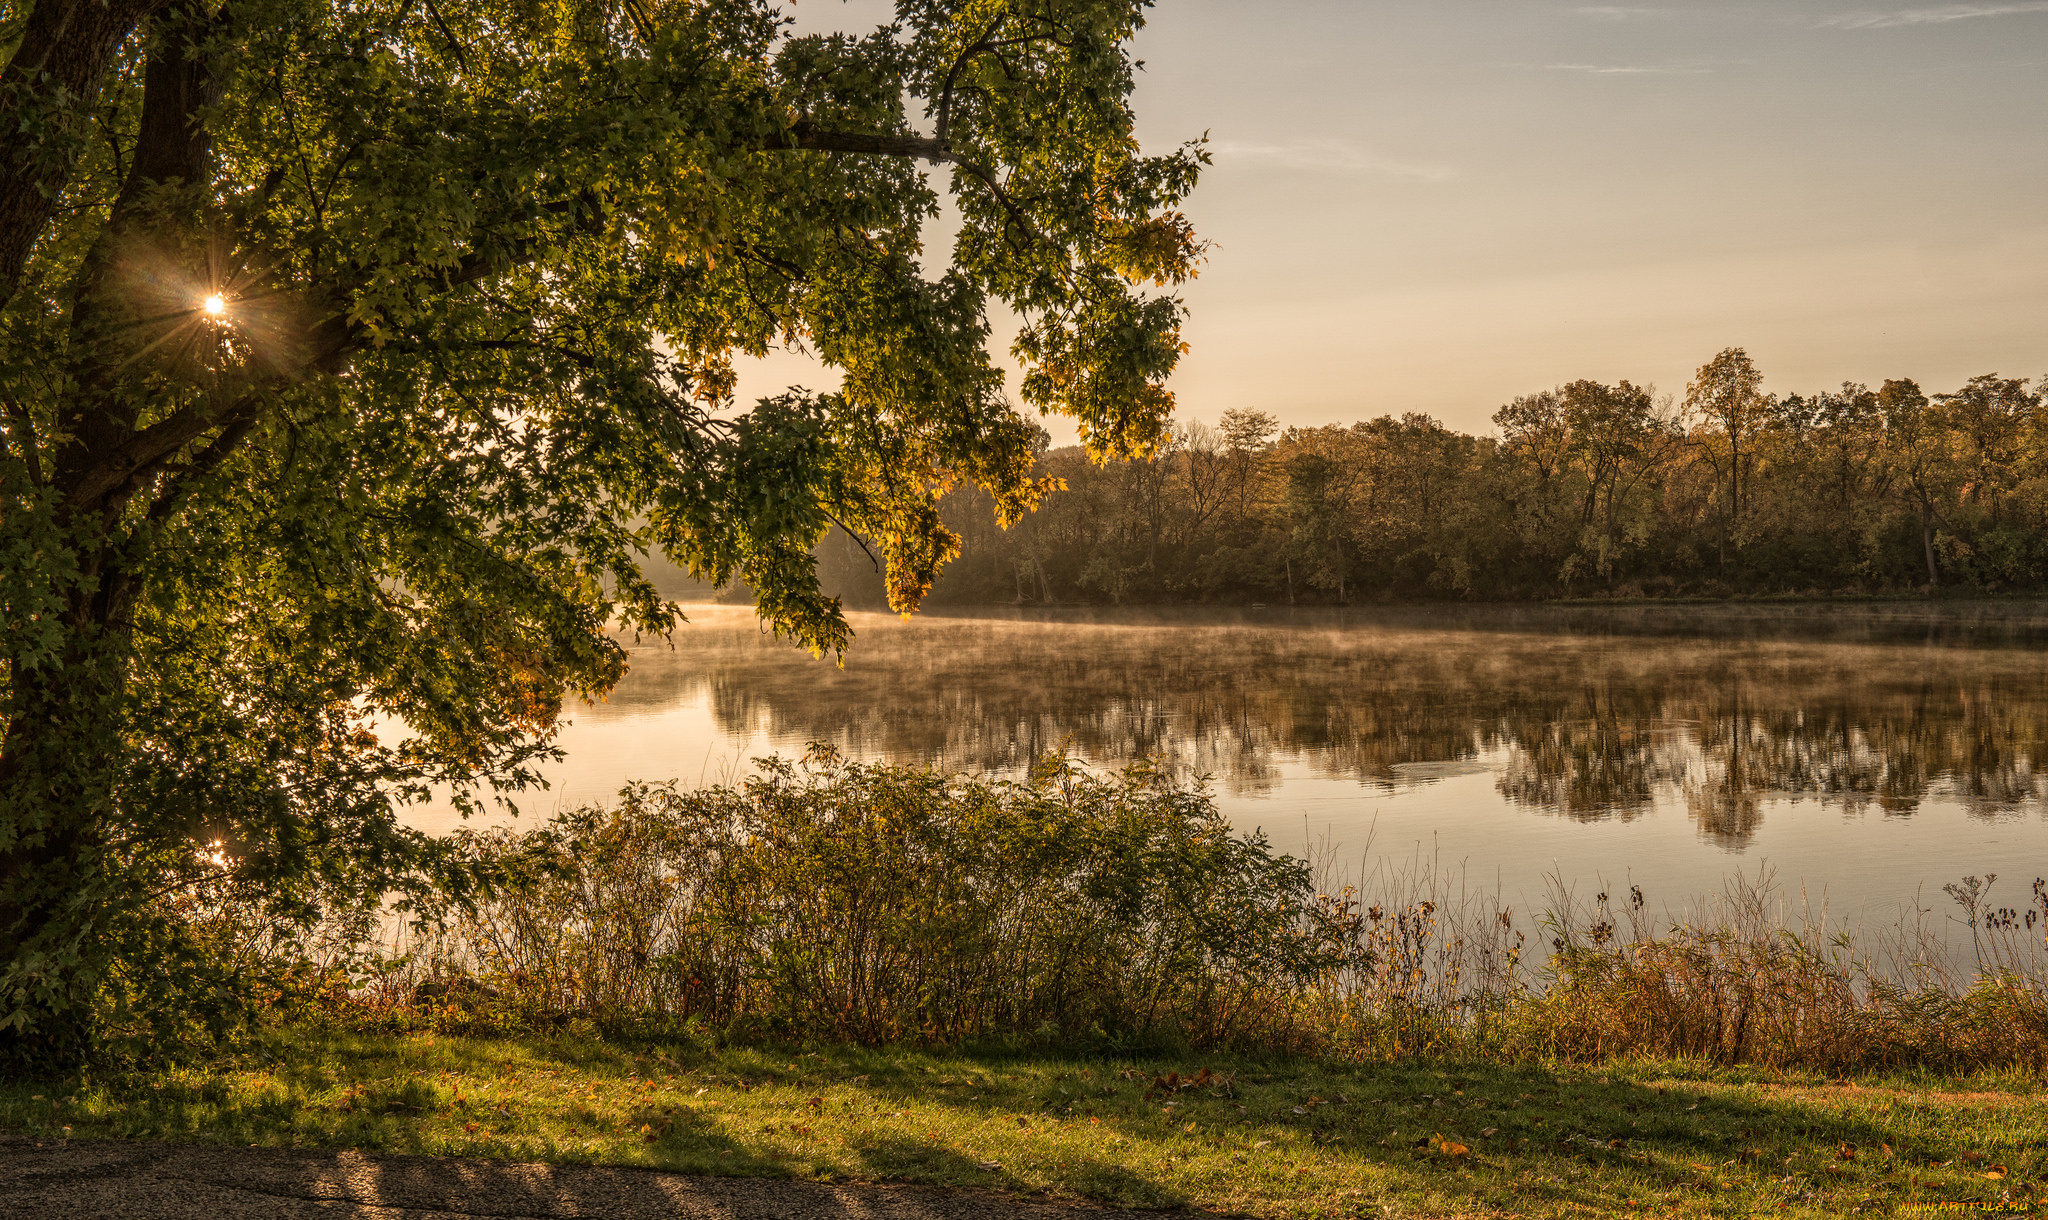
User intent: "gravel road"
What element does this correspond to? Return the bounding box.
[0,1136,1204,1219]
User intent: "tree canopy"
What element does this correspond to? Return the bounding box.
[0,0,1202,1067]
[924,353,2044,608]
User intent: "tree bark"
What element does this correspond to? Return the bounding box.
[0,0,175,308]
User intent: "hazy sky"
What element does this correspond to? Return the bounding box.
[748,0,2047,438]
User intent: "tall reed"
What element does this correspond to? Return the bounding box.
[1512,870,2048,1072]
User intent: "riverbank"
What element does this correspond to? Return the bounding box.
[4,1028,2043,1218]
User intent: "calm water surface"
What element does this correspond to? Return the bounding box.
[417,602,2048,930]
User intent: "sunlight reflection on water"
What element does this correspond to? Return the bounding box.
[406,602,2048,938]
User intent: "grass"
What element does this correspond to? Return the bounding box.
[51,759,2045,1214]
[5,1028,2045,1218]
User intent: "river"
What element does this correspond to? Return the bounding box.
[410,601,2048,939]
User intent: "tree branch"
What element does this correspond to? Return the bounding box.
[772,123,1045,251]
[421,0,469,74]
[3,399,45,487]
[778,125,950,160]
[144,405,264,524]
[934,14,1011,149]
[61,308,356,516]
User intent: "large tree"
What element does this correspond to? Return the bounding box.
[0,0,1202,1067]
[1684,347,1771,571]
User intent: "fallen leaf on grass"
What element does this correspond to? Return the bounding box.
[1838,1144,1856,1161]
[1985,1166,2008,1179]
[1481,1127,1497,1137]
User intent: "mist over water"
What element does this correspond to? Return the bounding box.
[416,602,2048,940]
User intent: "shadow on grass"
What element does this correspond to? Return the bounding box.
[843,1132,1188,1211]
[828,1052,2032,1212]
[8,1031,2039,1216]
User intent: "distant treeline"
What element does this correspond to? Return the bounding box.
[847,348,2043,606]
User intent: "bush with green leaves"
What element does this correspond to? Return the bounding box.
[449,751,1338,1049]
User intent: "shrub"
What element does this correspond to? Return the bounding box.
[446,748,1339,1049]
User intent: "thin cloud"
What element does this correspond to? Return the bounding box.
[1821,2,2048,27]
[1211,139,1453,182]
[1545,62,1714,73]
[1573,5,1666,17]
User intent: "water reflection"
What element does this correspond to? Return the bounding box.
[602,604,2048,848]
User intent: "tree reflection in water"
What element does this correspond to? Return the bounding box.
[615,604,2048,847]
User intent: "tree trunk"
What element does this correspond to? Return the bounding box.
[1729,438,1741,531]
[1920,501,1939,586]
[0,559,137,1071]
[1,0,228,1065]
[0,0,170,307]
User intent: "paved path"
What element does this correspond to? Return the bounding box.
[0,1137,1200,1220]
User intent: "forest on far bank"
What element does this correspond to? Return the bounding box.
[680,349,2048,609]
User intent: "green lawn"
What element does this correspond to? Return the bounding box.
[4,1029,2044,1217]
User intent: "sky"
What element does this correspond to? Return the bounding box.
[743,0,2048,439]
